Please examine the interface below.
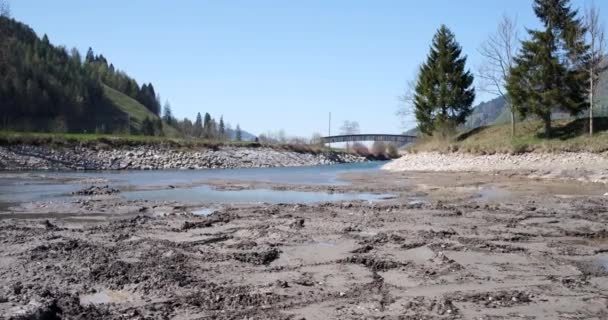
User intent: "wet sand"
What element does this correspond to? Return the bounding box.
[1,170,608,319]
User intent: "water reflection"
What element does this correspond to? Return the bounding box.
[124,186,393,204]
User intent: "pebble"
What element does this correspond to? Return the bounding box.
[384,151,608,183]
[0,145,367,170]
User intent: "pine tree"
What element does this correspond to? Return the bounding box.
[162,101,174,125]
[413,25,475,136]
[203,112,212,138]
[194,112,203,138]
[85,47,95,64]
[507,0,589,136]
[235,124,242,141]
[141,117,155,136]
[219,116,225,140]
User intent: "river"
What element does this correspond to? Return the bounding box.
[0,161,391,206]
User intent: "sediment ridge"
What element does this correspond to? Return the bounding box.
[0,145,367,171]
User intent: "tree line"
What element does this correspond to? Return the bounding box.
[154,102,243,141]
[0,13,164,133]
[85,48,161,116]
[0,8,245,140]
[411,0,606,138]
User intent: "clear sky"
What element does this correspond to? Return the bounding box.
[10,0,605,137]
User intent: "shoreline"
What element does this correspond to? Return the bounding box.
[0,144,373,171]
[383,151,608,184]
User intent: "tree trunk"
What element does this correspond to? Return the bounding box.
[510,109,515,138]
[590,72,594,136]
[543,115,552,138]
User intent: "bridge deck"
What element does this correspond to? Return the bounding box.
[321,134,417,144]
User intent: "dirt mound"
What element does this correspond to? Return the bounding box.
[72,185,120,196]
[232,248,281,265]
[340,255,406,271]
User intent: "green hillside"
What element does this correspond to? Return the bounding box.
[0,15,174,136]
[102,85,181,138]
[103,85,157,128]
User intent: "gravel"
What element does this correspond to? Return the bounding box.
[0,145,366,171]
[383,151,608,183]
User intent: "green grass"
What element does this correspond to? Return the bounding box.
[102,85,181,137]
[408,117,608,154]
[0,131,354,156]
[0,131,252,148]
[103,85,156,129]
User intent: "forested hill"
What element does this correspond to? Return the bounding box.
[0,16,164,134]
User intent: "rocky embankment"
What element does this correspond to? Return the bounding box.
[384,151,608,183]
[0,145,367,170]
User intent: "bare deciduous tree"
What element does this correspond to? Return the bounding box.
[310,132,323,146]
[339,120,360,135]
[585,2,607,136]
[477,14,519,137]
[396,68,420,131]
[340,120,360,151]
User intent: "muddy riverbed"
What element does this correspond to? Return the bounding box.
[1,168,608,319]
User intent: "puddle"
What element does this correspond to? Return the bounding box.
[407,199,426,206]
[192,208,217,216]
[476,187,511,202]
[123,186,393,205]
[316,241,337,247]
[598,257,608,272]
[80,290,130,306]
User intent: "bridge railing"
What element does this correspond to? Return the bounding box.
[320,134,417,144]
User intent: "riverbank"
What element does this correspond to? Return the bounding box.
[0,144,368,170]
[384,151,608,184]
[407,118,608,154]
[1,169,607,319]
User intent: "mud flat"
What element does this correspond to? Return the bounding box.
[384,151,608,184]
[1,170,608,319]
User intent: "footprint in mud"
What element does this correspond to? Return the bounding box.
[453,290,533,308]
[340,255,407,272]
[232,248,281,265]
[402,296,458,316]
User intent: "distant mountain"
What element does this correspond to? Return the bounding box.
[464,96,506,129]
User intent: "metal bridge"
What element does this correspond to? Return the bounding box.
[320,134,417,144]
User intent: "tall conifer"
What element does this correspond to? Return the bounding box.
[507,0,589,136]
[414,25,475,135]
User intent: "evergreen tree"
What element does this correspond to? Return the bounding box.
[194,112,203,137]
[85,47,95,64]
[141,117,155,136]
[235,124,243,141]
[210,119,218,139]
[203,112,212,138]
[162,101,174,125]
[413,25,475,135]
[180,118,193,137]
[219,116,225,140]
[507,0,589,136]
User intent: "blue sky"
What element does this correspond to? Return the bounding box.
[11,0,605,137]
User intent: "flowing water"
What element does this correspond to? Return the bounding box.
[0,161,391,206]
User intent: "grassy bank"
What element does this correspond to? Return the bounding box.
[409,117,608,154]
[0,131,357,156]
